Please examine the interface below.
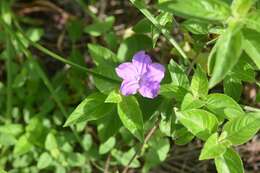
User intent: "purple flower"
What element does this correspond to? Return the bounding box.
[116,51,165,99]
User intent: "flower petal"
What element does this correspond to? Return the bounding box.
[132,51,152,76]
[145,63,165,83]
[116,62,138,80]
[120,80,139,96]
[138,81,160,99]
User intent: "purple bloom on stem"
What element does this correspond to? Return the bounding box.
[116,51,165,99]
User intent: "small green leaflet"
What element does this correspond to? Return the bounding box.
[244,10,260,33]
[168,60,189,89]
[190,65,208,98]
[199,133,226,160]
[231,0,256,17]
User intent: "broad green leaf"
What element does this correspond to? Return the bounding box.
[244,10,260,33]
[133,18,151,33]
[176,109,218,140]
[181,93,205,111]
[93,63,120,94]
[199,133,226,160]
[88,44,118,65]
[105,89,122,103]
[206,94,244,121]
[231,0,256,17]
[67,19,84,42]
[117,96,144,141]
[84,16,115,36]
[149,136,170,161]
[37,152,53,169]
[229,53,256,82]
[220,113,260,145]
[215,148,244,173]
[224,76,242,101]
[190,66,208,98]
[97,111,122,142]
[158,0,231,22]
[99,137,116,154]
[117,34,153,62]
[209,26,243,88]
[242,28,260,69]
[168,60,189,89]
[13,135,33,156]
[172,124,194,145]
[64,93,115,126]
[159,84,187,102]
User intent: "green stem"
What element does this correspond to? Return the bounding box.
[128,0,189,61]
[5,39,12,120]
[11,19,120,84]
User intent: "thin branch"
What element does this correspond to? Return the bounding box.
[104,154,111,173]
[122,119,161,173]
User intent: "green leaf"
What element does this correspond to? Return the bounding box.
[244,10,260,33]
[158,0,231,22]
[133,18,151,33]
[229,53,256,82]
[152,12,172,47]
[37,152,53,169]
[149,136,170,161]
[181,93,205,110]
[220,113,260,145]
[88,44,118,66]
[0,133,17,146]
[84,16,115,36]
[13,135,33,156]
[199,133,226,160]
[209,26,243,88]
[242,28,260,69]
[224,76,242,101]
[117,34,153,62]
[176,109,218,140]
[93,63,120,94]
[182,19,210,35]
[231,0,256,17]
[67,19,84,42]
[99,137,116,154]
[67,152,86,167]
[190,65,208,98]
[82,134,92,151]
[168,60,189,89]
[206,93,244,121]
[159,84,187,102]
[111,148,140,168]
[215,148,244,173]
[105,89,122,103]
[97,111,122,142]
[64,93,115,126]
[0,124,23,136]
[117,96,144,141]
[45,132,58,151]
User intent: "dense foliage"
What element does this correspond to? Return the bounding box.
[0,0,260,173]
